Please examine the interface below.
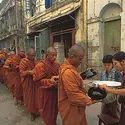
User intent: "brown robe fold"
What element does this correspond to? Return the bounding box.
[58,59,92,125]
[19,57,38,114]
[3,57,16,95]
[11,55,25,101]
[0,54,5,83]
[0,54,7,84]
[33,60,60,125]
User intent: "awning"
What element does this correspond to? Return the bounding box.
[30,5,80,28]
[27,30,41,36]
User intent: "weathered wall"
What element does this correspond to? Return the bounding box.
[121,0,125,51]
[87,0,123,72]
[88,0,121,19]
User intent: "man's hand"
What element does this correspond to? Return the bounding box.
[99,84,112,93]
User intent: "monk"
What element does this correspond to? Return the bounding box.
[33,47,60,125]
[9,48,25,104]
[3,51,16,95]
[2,48,9,58]
[0,53,6,83]
[58,44,96,125]
[0,48,9,84]
[19,48,37,121]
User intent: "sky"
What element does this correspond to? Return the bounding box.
[0,0,2,3]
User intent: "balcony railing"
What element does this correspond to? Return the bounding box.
[34,0,77,16]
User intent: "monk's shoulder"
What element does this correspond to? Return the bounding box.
[63,68,78,76]
[35,61,44,68]
[55,61,60,66]
[54,61,60,68]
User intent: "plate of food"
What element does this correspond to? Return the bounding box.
[92,81,122,87]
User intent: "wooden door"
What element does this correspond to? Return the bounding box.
[104,19,121,55]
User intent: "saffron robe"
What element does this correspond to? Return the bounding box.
[11,54,25,101]
[58,60,92,125]
[3,57,16,95]
[0,54,6,83]
[33,60,60,125]
[19,57,38,114]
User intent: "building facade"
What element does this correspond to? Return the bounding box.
[87,0,125,72]
[0,0,25,51]
[26,0,87,69]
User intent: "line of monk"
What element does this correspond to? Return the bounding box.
[0,47,61,123]
[0,45,103,125]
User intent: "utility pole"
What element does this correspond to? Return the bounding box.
[15,0,18,52]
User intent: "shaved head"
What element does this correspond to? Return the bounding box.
[2,48,8,53]
[46,47,57,54]
[18,47,24,52]
[27,48,35,55]
[18,48,25,58]
[27,48,35,60]
[46,47,57,63]
[9,50,16,58]
[68,44,85,67]
[10,51,15,55]
[68,44,85,57]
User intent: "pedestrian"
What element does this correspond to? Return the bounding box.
[58,44,97,125]
[33,47,60,125]
[99,51,125,125]
[41,49,46,60]
[19,48,38,121]
[100,55,122,119]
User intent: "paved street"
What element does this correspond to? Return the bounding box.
[0,83,101,125]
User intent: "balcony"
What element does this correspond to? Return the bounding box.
[28,0,80,29]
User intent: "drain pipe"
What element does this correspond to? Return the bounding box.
[86,0,88,68]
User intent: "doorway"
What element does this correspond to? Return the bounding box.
[104,19,121,55]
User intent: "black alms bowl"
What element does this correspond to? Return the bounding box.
[88,87,107,100]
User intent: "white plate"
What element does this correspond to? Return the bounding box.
[92,81,121,87]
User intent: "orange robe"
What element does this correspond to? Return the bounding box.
[19,57,38,114]
[33,60,60,125]
[3,57,16,95]
[0,54,5,83]
[58,59,92,125]
[0,54,7,84]
[10,55,25,101]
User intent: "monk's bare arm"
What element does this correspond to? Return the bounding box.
[62,69,92,106]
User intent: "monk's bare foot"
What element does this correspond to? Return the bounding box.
[30,113,35,121]
[10,93,14,100]
[18,101,23,105]
[14,99,18,106]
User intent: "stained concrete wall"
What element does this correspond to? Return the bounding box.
[121,0,125,51]
[87,0,124,73]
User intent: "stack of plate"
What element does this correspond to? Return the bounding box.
[92,81,121,87]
